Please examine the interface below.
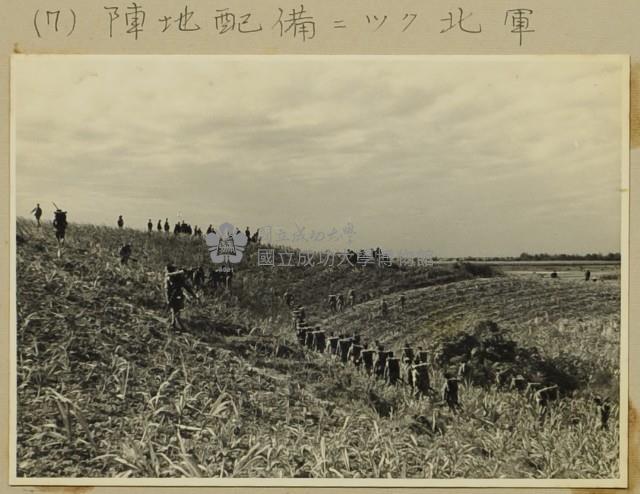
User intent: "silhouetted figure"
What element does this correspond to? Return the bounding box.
[119,243,132,265]
[207,224,214,234]
[401,343,414,364]
[147,219,153,233]
[31,203,43,227]
[117,215,124,229]
[328,294,337,312]
[164,264,198,330]
[384,355,401,385]
[157,220,162,232]
[442,377,461,412]
[224,267,234,290]
[380,299,388,318]
[585,270,591,282]
[164,218,170,233]
[594,396,611,430]
[193,266,205,289]
[245,227,251,242]
[348,289,356,307]
[374,348,389,378]
[53,209,68,258]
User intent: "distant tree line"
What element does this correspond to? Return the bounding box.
[457,252,621,262]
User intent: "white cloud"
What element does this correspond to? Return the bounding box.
[13,55,624,256]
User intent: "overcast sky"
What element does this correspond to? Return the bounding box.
[13,55,625,257]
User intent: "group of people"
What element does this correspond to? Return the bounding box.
[33,205,265,248]
[289,304,463,412]
[287,301,616,426]
[35,205,69,258]
[29,203,612,427]
[30,203,65,240]
[163,264,235,329]
[283,289,406,320]
[327,292,405,319]
[293,299,615,427]
[143,218,202,237]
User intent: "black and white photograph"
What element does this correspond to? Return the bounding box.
[10,55,628,485]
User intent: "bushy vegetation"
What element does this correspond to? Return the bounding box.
[15,219,620,478]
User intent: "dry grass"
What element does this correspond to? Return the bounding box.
[15,219,620,478]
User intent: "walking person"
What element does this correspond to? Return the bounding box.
[164,264,198,331]
[31,203,43,227]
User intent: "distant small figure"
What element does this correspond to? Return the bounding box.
[31,203,43,227]
[283,291,294,308]
[117,215,124,229]
[401,344,415,364]
[224,267,234,290]
[304,329,315,349]
[442,377,461,412]
[399,294,406,311]
[245,226,251,242]
[147,219,153,233]
[337,337,353,364]
[384,356,401,385]
[119,243,132,265]
[157,219,162,232]
[164,218,170,233]
[336,293,345,312]
[347,341,363,367]
[53,209,68,258]
[411,363,431,398]
[415,347,429,364]
[174,223,180,236]
[380,298,388,318]
[327,333,340,356]
[494,367,511,389]
[328,294,337,312]
[297,325,310,346]
[585,270,591,282]
[594,396,611,430]
[164,264,198,330]
[207,224,214,234]
[312,329,326,353]
[374,347,389,378]
[361,348,375,375]
[251,229,260,243]
[347,289,356,307]
[192,266,205,289]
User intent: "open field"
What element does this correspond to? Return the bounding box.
[15,219,621,479]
